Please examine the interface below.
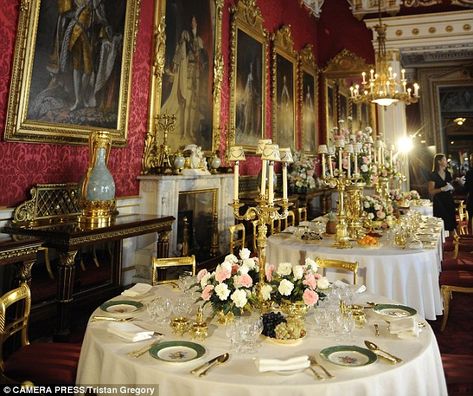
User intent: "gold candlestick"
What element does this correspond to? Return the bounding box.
[346,182,366,240]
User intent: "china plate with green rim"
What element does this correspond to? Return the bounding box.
[99,300,143,315]
[320,345,377,367]
[149,341,206,363]
[372,304,417,318]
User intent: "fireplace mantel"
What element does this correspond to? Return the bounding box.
[138,174,234,261]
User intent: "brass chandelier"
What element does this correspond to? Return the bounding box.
[350,7,420,107]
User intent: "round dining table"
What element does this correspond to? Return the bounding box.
[76,286,447,396]
[266,226,443,321]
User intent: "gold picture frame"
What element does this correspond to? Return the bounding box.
[229,0,267,152]
[299,44,318,155]
[322,49,377,143]
[272,25,297,151]
[4,0,141,146]
[148,0,223,154]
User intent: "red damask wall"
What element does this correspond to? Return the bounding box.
[0,0,371,207]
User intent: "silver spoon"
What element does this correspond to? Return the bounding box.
[198,353,230,377]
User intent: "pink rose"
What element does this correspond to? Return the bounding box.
[235,274,253,288]
[232,264,240,275]
[215,267,231,283]
[303,273,317,289]
[314,273,322,280]
[202,284,214,301]
[303,289,319,306]
[197,269,208,282]
[265,264,275,282]
[362,156,369,164]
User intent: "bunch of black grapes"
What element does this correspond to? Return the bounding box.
[261,312,286,338]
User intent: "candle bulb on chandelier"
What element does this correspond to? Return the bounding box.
[362,72,366,84]
[414,83,419,97]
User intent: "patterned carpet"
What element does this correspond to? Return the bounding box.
[430,293,473,356]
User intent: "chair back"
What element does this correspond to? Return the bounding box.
[0,283,31,371]
[457,201,470,235]
[315,257,358,284]
[151,255,196,285]
[229,223,246,254]
[298,207,307,224]
[270,218,281,235]
[282,210,295,230]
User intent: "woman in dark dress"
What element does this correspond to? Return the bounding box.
[464,154,473,221]
[428,153,456,231]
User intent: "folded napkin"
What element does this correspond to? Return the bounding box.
[389,317,421,338]
[333,280,366,294]
[255,355,310,372]
[107,322,154,342]
[121,283,152,297]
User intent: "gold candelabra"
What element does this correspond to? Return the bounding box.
[228,143,292,308]
[346,181,366,240]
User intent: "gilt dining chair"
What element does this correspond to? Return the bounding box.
[0,283,81,385]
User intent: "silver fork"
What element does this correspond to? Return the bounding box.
[309,356,334,379]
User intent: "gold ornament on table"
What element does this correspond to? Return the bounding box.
[228,141,291,308]
[190,307,208,340]
[78,131,116,226]
[141,113,175,175]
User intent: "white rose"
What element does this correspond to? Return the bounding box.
[239,248,251,260]
[364,201,370,208]
[374,204,381,211]
[292,265,304,280]
[277,262,293,276]
[261,284,272,301]
[220,261,232,272]
[242,258,256,270]
[368,212,374,219]
[200,273,212,288]
[317,277,330,289]
[238,265,250,275]
[230,289,248,308]
[278,279,294,296]
[224,254,239,264]
[215,283,231,301]
[361,164,368,172]
[305,257,318,271]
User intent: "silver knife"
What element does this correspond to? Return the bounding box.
[190,353,226,375]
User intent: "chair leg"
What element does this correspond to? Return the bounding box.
[440,286,452,332]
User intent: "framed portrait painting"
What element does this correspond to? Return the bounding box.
[4,0,141,146]
[153,0,223,152]
[299,45,318,154]
[272,25,297,151]
[229,0,267,151]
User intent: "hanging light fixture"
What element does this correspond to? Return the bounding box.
[350,2,420,107]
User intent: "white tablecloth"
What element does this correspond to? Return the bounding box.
[267,231,443,320]
[76,289,447,396]
[410,204,434,217]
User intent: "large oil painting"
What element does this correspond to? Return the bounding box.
[229,0,267,152]
[299,45,318,154]
[4,0,141,146]
[272,26,297,151]
[160,0,221,151]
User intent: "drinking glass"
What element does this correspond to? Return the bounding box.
[154,297,172,324]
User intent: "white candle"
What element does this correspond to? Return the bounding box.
[362,72,366,84]
[329,155,333,177]
[322,154,326,177]
[282,164,288,200]
[260,160,267,197]
[233,162,239,200]
[354,152,358,175]
[347,152,351,178]
[338,149,342,173]
[268,162,274,204]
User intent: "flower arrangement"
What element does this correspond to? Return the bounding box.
[194,249,259,316]
[362,194,394,226]
[288,151,317,193]
[263,258,330,307]
[391,190,421,206]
